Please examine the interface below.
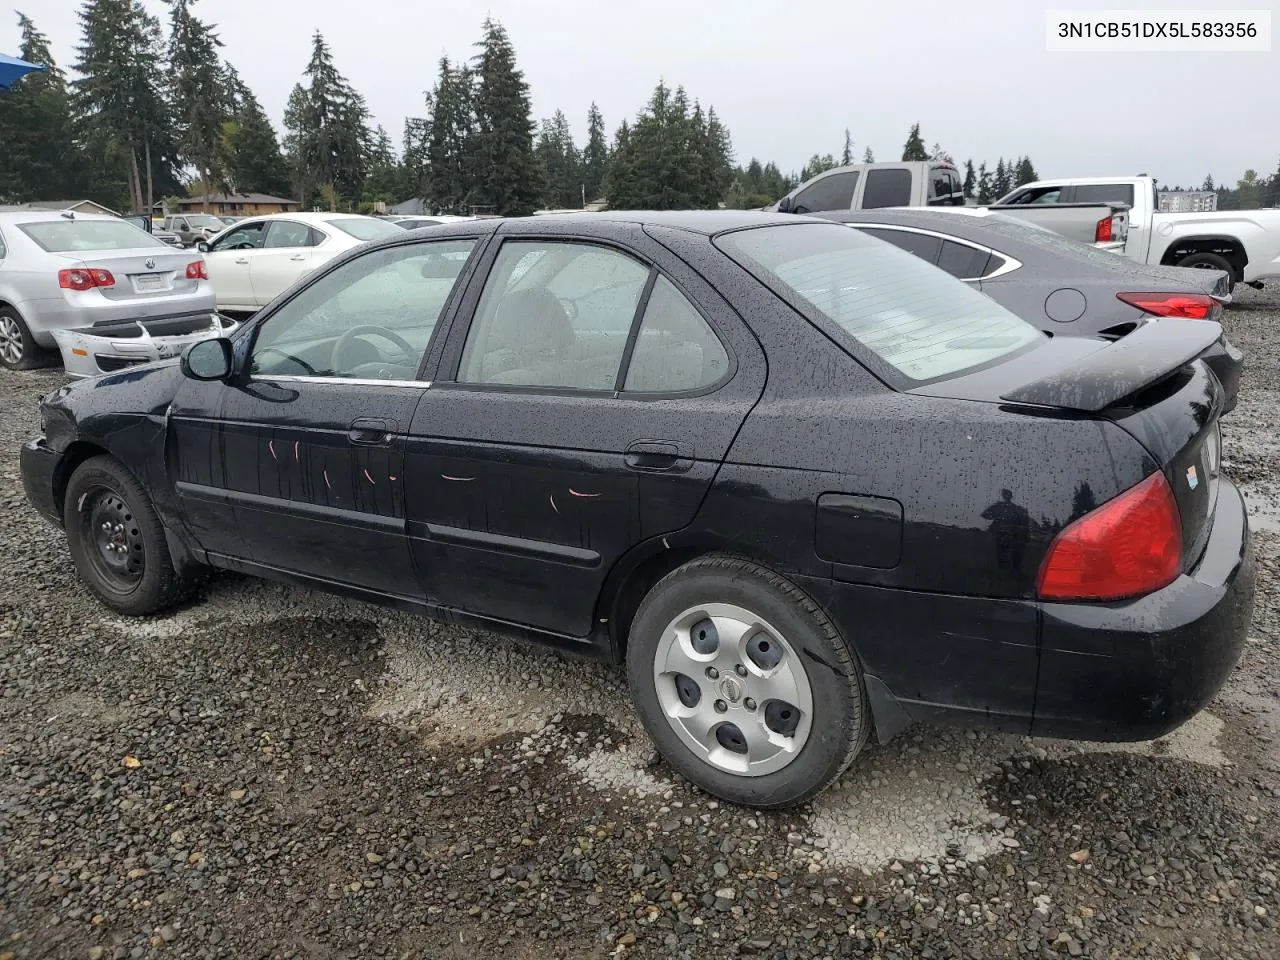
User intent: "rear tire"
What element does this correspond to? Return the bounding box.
[64,456,195,616]
[1175,252,1236,293]
[0,306,54,371]
[626,555,869,809]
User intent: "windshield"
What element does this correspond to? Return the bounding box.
[327,218,403,242]
[186,215,224,228]
[717,223,1041,383]
[20,219,166,253]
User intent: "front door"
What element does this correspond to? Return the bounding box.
[204,219,268,309]
[406,225,764,638]
[189,235,481,599]
[251,219,320,305]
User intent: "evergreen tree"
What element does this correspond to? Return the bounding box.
[928,141,952,164]
[1201,174,1215,192]
[472,18,542,216]
[401,116,430,201]
[165,0,230,197]
[1013,156,1038,186]
[801,153,838,181]
[73,0,181,211]
[841,128,853,166]
[425,57,477,214]
[901,123,927,161]
[1263,158,1280,209]
[581,102,608,202]
[363,125,402,203]
[992,158,1010,199]
[962,159,976,199]
[701,106,734,205]
[1237,169,1261,210]
[0,13,83,203]
[602,119,634,207]
[535,109,581,208]
[283,32,369,210]
[224,87,290,196]
[862,146,874,163]
[976,162,992,204]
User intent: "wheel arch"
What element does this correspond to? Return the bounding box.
[51,440,114,521]
[1159,234,1249,280]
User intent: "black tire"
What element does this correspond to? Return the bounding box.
[1175,251,1236,293]
[0,305,55,371]
[626,555,869,809]
[64,455,195,616]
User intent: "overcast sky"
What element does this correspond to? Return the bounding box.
[19,0,1278,189]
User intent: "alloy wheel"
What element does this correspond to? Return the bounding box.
[0,316,22,365]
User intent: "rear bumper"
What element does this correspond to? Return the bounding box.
[1031,475,1254,740]
[21,436,62,525]
[1200,336,1243,413]
[20,289,218,347]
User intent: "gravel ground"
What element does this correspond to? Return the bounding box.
[2,291,1278,960]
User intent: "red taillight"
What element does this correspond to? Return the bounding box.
[1116,292,1218,320]
[1095,216,1114,243]
[1037,472,1182,601]
[186,260,208,280]
[58,267,115,291]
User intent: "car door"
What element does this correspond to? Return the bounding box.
[179,235,481,599]
[251,219,322,305]
[204,219,268,309]
[404,221,765,638]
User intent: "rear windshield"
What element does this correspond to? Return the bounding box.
[327,218,403,242]
[717,223,1041,383]
[20,219,165,253]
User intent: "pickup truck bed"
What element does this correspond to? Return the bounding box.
[987,202,1129,249]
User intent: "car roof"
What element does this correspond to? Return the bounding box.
[0,210,122,224]
[229,212,375,223]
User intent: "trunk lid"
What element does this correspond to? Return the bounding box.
[56,248,201,301]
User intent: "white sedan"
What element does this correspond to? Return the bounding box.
[198,213,403,313]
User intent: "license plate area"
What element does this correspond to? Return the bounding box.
[132,273,167,293]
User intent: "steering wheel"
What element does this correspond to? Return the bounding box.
[253,347,318,376]
[332,325,419,376]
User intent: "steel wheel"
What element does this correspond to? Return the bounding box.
[653,602,814,776]
[0,314,23,365]
[77,486,146,591]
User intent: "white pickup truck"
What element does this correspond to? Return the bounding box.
[997,176,1280,290]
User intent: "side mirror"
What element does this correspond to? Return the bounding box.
[181,337,232,381]
[195,240,211,253]
[123,215,152,234]
[776,195,793,214]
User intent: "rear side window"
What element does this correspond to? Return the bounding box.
[792,171,858,214]
[862,227,943,264]
[937,240,992,279]
[1071,183,1134,206]
[18,219,166,252]
[928,170,951,206]
[1001,186,1061,205]
[717,223,1040,384]
[0,230,6,259]
[624,276,729,393]
[861,169,912,209]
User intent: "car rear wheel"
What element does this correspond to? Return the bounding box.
[0,307,54,371]
[1175,252,1236,293]
[627,555,869,809]
[64,456,195,615]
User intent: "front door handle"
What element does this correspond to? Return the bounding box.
[625,440,687,472]
[348,417,395,445]
[289,254,307,261]
[234,257,249,265]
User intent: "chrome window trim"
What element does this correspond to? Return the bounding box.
[849,222,1023,281]
[247,375,432,389]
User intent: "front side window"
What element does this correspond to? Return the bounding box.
[210,221,267,251]
[250,239,476,380]
[624,276,729,393]
[717,223,1040,384]
[861,169,913,209]
[791,172,858,215]
[459,241,651,390]
[19,219,166,252]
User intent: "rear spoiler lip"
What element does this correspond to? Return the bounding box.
[1000,318,1224,413]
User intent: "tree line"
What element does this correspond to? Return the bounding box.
[2,4,1278,216]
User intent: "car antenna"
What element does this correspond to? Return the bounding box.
[60,210,75,220]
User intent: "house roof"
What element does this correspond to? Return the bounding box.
[20,199,119,216]
[176,193,298,206]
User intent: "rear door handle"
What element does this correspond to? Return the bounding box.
[348,417,395,445]
[625,440,688,472]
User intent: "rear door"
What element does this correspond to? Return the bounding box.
[251,219,321,305]
[404,220,765,637]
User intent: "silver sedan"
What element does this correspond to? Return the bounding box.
[0,210,218,373]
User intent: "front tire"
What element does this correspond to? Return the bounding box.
[626,556,869,809]
[64,456,195,616]
[1175,251,1236,293]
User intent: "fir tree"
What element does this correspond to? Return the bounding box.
[425,57,477,214]
[363,125,402,203]
[901,123,927,161]
[976,162,992,204]
[401,116,430,201]
[224,87,290,196]
[535,109,581,208]
[1013,156,1038,186]
[862,146,874,163]
[472,18,542,216]
[992,158,1010,199]
[165,0,230,197]
[581,102,608,203]
[701,106,734,205]
[841,128,853,166]
[0,13,83,203]
[962,159,976,199]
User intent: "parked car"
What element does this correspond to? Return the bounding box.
[197,212,403,313]
[218,216,242,226]
[821,208,1242,409]
[775,162,1130,250]
[386,215,479,230]
[152,225,183,248]
[996,176,1280,290]
[161,214,227,248]
[0,210,218,371]
[20,212,1253,809]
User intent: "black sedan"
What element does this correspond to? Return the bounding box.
[820,208,1243,409]
[20,212,1255,809]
